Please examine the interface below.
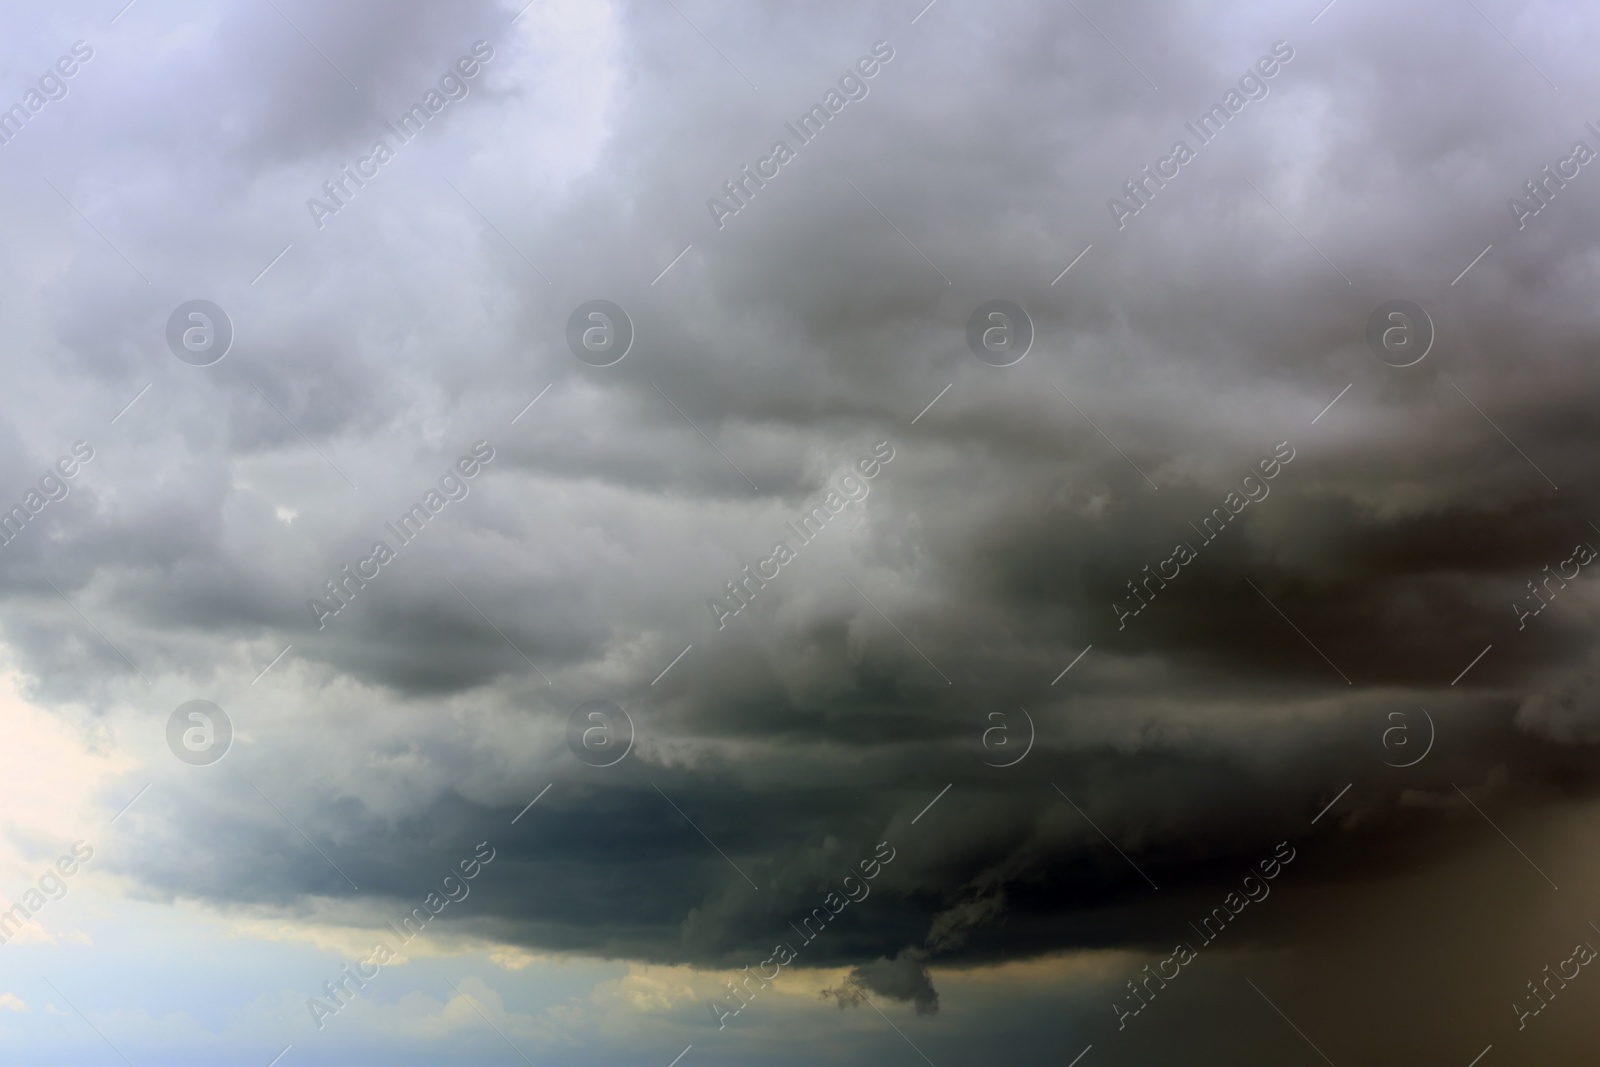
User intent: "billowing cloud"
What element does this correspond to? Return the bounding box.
[2,0,1600,1062]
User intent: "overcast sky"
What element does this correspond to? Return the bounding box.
[2,0,1600,1063]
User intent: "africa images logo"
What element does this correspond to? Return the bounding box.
[166,700,232,766]
[305,42,495,230]
[706,442,894,629]
[306,441,495,629]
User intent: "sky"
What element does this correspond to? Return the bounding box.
[1,0,1599,1063]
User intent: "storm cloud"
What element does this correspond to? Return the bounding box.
[1,0,1599,1063]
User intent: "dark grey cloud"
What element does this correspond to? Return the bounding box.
[4,0,1600,1061]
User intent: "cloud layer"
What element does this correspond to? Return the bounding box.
[2,0,1599,1062]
